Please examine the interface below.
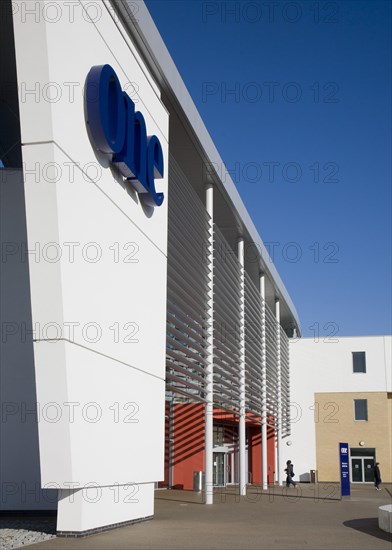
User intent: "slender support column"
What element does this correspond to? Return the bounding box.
[260,274,268,490]
[275,298,283,486]
[237,238,246,496]
[168,395,174,488]
[205,183,214,504]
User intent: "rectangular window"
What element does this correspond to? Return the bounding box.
[354,399,368,421]
[352,351,366,373]
[213,425,224,446]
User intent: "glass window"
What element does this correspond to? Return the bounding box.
[350,447,375,457]
[213,425,224,446]
[352,351,366,373]
[354,399,368,421]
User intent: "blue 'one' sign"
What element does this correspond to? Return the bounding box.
[85,64,164,207]
[339,442,350,497]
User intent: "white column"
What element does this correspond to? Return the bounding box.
[276,298,283,486]
[260,274,268,490]
[237,238,246,496]
[205,183,214,504]
[169,395,174,488]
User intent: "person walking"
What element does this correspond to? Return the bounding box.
[374,462,382,490]
[284,460,296,488]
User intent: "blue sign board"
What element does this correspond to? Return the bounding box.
[339,442,350,497]
[85,64,164,207]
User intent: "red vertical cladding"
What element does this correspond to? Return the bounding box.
[267,420,276,484]
[158,401,170,488]
[248,426,262,484]
[172,403,205,490]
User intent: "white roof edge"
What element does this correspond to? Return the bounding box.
[121,0,300,332]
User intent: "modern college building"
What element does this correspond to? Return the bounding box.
[284,336,392,484]
[0,0,300,535]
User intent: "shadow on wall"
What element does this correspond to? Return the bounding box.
[0,0,57,511]
[0,169,57,511]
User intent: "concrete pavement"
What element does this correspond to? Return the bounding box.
[15,484,392,549]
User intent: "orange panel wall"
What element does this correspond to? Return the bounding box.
[172,403,205,490]
[162,402,277,489]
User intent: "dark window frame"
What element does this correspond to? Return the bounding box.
[354,399,368,421]
[352,351,366,373]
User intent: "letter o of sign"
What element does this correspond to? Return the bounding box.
[85,64,126,154]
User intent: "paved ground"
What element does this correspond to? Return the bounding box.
[4,484,392,550]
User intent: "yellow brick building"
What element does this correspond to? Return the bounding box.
[315,391,392,483]
[285,336,392,484]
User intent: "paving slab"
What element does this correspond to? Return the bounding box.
[6,484,392,550]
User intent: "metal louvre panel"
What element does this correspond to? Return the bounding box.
[166,348,206,377]
[213,225,241,412]
[167,301,209,336]
[280,326,291,437]
[166,360,206,385]
[168,217,210,273]
[169,158,210,223]
[213,393,239,410]
[168,228,211,283]
[167,265,208,318]
[213,317,240,353]
[166,384,206,403]
[265,303,278,418]
[214,349,240,379]
[244,272,263,416]
[166,330,207,366]
[167,287,209,327]
[214,327,240,358]
[166,156,210,402]
[167,310,207,348]
[214,363,239,386]
[214,254,242,292]
[214,284,242,321]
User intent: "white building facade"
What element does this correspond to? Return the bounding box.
[0,0,300,535]
[284,336,392,483]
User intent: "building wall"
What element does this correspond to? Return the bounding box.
[172,403,205,490]
[3,0,169,531]
[1,0,298,530]
[0,169,58,510]
[248,425,276,485]
[163,404,277,490]
[315,392,392,482]
[283,336,392,482]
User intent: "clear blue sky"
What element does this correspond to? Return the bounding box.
[145,0,391,338]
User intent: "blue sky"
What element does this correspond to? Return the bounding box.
[145,0,391,337]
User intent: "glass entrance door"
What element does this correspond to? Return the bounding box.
[364,459,374,482]
[351,457,374,483]
[226,452,235,484]
[352,458,363,482]
[213,452,225,486]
